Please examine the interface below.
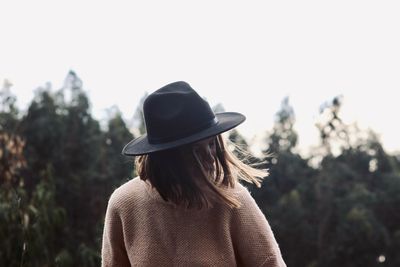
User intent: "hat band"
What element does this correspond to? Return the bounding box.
[148,117,219,144]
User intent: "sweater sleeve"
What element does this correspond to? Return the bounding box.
[231,184,286,267]
[101,192,131,267]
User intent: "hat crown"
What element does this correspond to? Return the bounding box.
[143,81,216,144]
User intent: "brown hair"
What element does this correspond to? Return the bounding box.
[135,134,268,209]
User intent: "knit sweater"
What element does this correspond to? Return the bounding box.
[101,177,286,267]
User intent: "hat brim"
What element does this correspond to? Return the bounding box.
[122,112,245,156]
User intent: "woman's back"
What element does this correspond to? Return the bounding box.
[102,177,286,267]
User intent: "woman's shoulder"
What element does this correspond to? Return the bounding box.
[232,181,255,202]
[230,181,264,216]
[107,176,147,211]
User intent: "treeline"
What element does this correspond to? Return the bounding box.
[1,71,399,266]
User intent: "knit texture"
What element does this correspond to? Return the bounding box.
[101,177,286,267]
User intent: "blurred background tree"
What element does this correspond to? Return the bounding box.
[1,72,134,266]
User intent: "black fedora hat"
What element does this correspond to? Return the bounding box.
[122,81,245,156]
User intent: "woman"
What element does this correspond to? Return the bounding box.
[101,81,286,267]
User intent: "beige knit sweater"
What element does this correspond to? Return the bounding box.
[101,177,286,267]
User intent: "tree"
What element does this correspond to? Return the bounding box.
[315,95,348,156]
[18,71,103,266]
[311,96,398,266]
[132,92,148,136]
[250,97,317,267]
[100,110,134,192]
[0,79,19,132]
[0,131,68,267]
[19,84,65,191]
[265,96,298,154]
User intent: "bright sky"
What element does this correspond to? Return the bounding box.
[1,0,399,156]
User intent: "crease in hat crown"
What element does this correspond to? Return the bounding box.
[143,81,216,144]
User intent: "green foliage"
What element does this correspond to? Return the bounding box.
[0,79,19,132]
[249,95,400,266]
[132,92,148,135]
[0,184,27,267]
[1,72,134,266]
[102,111,134,186]
[0,131,68,266]
[265,96,298,153]
[21,171,69,266]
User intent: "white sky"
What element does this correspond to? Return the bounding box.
[1,0,399,156]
